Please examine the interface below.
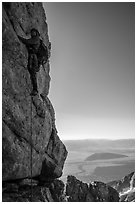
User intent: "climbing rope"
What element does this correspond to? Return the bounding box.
[30,96,33,201]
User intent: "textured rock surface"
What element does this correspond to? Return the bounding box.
[2,178,66,202]
[108,172,135,202]
[3,178,66,202]
[3,181,53,202]
[49,179,66,201]
[66,175,120,202]
[2,2,67,182]
[3,173,135,202]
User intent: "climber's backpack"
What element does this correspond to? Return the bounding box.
[37,40,48,65]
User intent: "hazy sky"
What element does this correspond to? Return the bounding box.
[44,2,135,140]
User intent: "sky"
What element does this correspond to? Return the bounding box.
[43,2,135,140]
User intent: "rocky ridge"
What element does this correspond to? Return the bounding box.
[66,175,120,202]
[3,172,135,202]
[108,172,135,202]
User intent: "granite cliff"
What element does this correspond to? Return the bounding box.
[2,2,67,184]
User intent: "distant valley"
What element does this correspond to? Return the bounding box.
[61,139,135,183]
[85,152,128,161]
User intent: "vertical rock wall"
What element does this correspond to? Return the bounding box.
[2,2,67,182]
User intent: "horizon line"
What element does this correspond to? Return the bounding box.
[62,138,135,141]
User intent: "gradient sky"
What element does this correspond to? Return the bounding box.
[43,2,135,140]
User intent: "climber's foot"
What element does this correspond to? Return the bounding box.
[31,90,38,96]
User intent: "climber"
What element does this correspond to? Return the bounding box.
[18,28,49,95]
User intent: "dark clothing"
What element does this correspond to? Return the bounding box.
[28,54,38,93]
[29,69,37,93]
[18,35,41,93]
[28,53,39,72]
[18,35,41,53]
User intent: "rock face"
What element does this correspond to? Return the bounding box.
[66,175,120,202]
[3,172,135,202]
[108,172,135,202]
[2,179,65,202]
[2,2,67,182]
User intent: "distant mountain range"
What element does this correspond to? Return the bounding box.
[63,139,135,153]
[85,152,128,161]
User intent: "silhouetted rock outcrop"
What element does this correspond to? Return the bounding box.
[108,172,135,202]
[2,2,67,183]
[66,175,120,202]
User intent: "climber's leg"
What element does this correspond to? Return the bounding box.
[33,54,39,72]
[30,71,38,95]
[28,55,38,95]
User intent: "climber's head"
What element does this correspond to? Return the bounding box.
[31,28,40,37]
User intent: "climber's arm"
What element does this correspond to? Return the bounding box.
[18,35,38,45]
[18,35,29,44]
